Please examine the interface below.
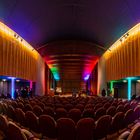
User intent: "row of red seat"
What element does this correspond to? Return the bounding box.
[0,96,139,140]
[0,114,37,140]
[1,106,140,140]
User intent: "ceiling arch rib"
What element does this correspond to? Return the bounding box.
[38,40,104,81]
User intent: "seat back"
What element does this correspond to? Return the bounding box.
[55,108,67,120]
[68,109,81,123]
[106,106,116,116]
[103,102,111,109]
[0,115,8,134]
[15,108,26,126]
[94,107,106,120]
[24,104,33,112]
[134,106,140,120]
[124,109,134,127]
[25,111,39,132]
[57,118,75,140]
[39,115,56,138]
[7,105,15,120]
[33,105,43,117]
[76,118,95,140]
[43,107,55,117]
[82,108,94,118]
[94,115,112,139]
[7,122,27,140]
[128,123,140,140]
[110,112,124,134]
[116,105,124,113]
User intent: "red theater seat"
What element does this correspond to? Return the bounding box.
[39,115,56,138]
[94,115,112,140]
[76,118,95,140]
[57,118,75,140]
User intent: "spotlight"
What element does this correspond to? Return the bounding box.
[14,33,16,37]
[2,79,6,82]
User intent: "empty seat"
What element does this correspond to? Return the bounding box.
[68,109,81,123]
[130,102,137,110]
[18,102,24,110]
[55,108,67,120]
[76,118,95,140]
[33,105,43,117]
[7,105,15,121]
[15,108,26,127]
[134,106,140,121]
[39,115,56,138]
[111,102,117,107]
[57,118,75,140]
[94,107,106,120]
[64,104,74,111]
[118,123,140,140]
[55,104,64,109]
[93,103,103,112]
[25,111,39,133]
[106,106,116,116]
[85,104,94,109]
[0,115,8,135]
[124,103,131,112]
[75,104,84,111]
[24,104,33,112]
[116,105,124,113]
[43,107,55,117]
[109,112,125,134]
[94,115,112,140]
[82,109,94,118]
[7,121,27,140]
[37,102,45,109]
[103,102,111,109]
[124,109,135,127]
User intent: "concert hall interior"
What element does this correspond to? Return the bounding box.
[1,0,140,140]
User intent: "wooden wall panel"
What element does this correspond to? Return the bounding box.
[105,30,140,81]
[0,30,38,81]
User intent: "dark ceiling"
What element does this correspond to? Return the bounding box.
[1,0,140,48]
[1,0,140,84]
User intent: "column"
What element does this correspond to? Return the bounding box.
[127,78,132,100]
[11,77,15,99]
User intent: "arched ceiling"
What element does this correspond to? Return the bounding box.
[38,40,103,81]
[1,0,140,81]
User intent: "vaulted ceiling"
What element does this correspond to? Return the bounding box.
[1,0,140,81]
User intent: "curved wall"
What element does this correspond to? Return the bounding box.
[104,23,140,81]
[0,22,46,96]
[0,22,39,81]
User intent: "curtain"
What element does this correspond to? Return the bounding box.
[105,31,140,81]
[0,30,38,81]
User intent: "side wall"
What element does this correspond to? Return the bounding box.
[35,55,45,96]
[97,55,107,95]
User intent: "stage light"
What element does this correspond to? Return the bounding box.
[2,79,6,82]
[84,74,90,81]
